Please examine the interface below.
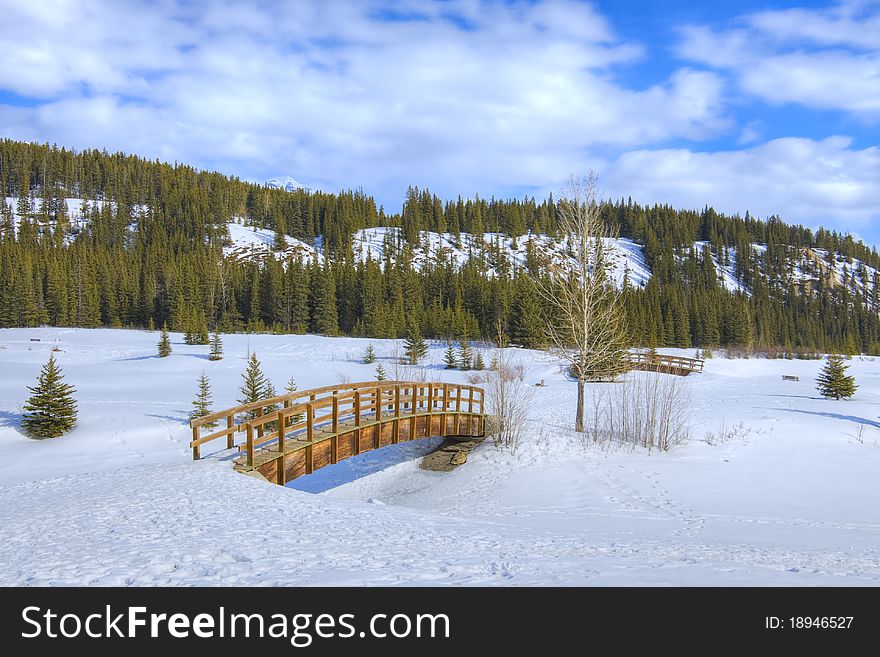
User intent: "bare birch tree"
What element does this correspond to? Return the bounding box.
[539,172,628,432]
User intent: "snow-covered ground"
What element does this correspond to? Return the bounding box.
[1,328,879,585]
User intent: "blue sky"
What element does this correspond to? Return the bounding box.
[0,0,878,241]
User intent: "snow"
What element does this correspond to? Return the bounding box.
[266,176,311,193]
[223,221,323,263]
[2,328,880,585]
[351,226,652,286]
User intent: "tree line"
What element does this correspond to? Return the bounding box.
[2,139,880,354]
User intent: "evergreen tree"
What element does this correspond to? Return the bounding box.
[458,338,473,370]
[473,351,485,370]
[209,331,223,361]
[403,319,427,364]
[285,375,303,425]
[193,311,209,345]
[238,352,269,419]
[190,372,216,427]
[362,343,376,364]
[443,341,457,369]
[375,363,387,381]
[21,354,77,439]
[816,354,858,400]
[157,322,172,357]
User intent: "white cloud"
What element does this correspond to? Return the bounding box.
[677,2,880,118]
[0,0,728,204]
[602,137,880,227]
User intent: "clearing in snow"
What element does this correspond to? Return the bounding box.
[1,328,879,585]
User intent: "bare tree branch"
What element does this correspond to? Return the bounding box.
[538,172,629,432]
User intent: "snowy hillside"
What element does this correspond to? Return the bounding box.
[351,227,652,286]
[6,193,877,299]
[223,221,323,263]
[2,328,880,585]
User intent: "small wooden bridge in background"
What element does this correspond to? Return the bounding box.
[627,352,705,376]
[190,381,485,486]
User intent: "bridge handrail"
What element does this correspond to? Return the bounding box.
[189,380,484,459]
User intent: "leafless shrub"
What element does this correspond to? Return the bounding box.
[703,420,749,446]
[470,344,533,451]
[849,423,868,445]
[587,373,691,452]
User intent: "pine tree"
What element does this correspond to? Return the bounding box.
[363,343,376,364]
[238,352,269,419]
[285,375,304,425]
[458,338,472,370]
[209,331,223,361]
[816,354,857,400]
[194,312,209,345]
[403,319,427,364]
[190,372,216,427]
[473,351,485,370]
[443,341,457,369]
[148,317,155,332]
[157,322,172,357]
[375,363,387,381]
[21,354,77,439]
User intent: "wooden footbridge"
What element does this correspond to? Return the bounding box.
[190,381,485,486]
[627,352,705,376]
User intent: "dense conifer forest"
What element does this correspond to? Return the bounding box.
[2,139,879,354]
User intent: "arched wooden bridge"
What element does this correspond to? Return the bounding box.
[627,352,705,376]
[190,381,485,486]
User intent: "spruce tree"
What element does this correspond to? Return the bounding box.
[21,354,77,439]
[190,372,216,427]
[238,352,269,419]
[458,338,472,370]
[194,312,209,345]
[443,341,457,369]
[403,319,427,365]
[473,351,485,371]
[375,363,387,381]
[363,343,376,364]
[158,322,172,357]
[285,375,303,425]
[816,354,857,400]
[209,331,223,361]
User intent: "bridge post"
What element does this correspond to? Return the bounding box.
[332,396,339,434]
[277,409,285,453]
[306,403,314,443]
[454,385,462,433]
[393,385,401,444]
[226,414,234,449]
[354,391,361,426]
[246,423,254,466]
[440,384,448,435]
[375,387,382,422]
[192,426,200,460]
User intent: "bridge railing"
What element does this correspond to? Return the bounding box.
[627,352,705,374]
[189,381,484,461]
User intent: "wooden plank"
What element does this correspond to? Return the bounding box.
[191,427,200,460]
